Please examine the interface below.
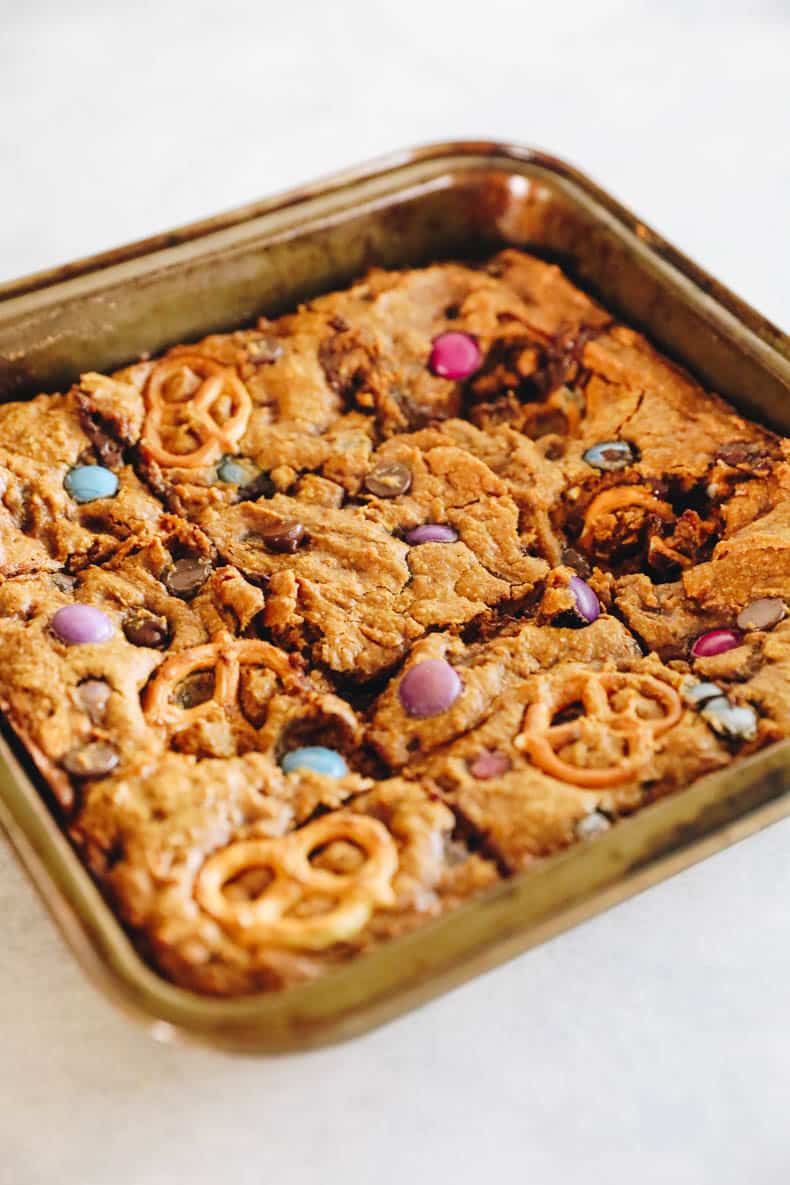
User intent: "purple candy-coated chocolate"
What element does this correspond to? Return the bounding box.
[691,628,742,658]
[569,575,600,624]
[51,604,114,645]
[469,750,511,780]
[405,523,459,546]
[429,332,481,381]
[399,659,462,718]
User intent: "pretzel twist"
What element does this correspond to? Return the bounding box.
[578,485,673,552]
[196,813,399,949]
[142,354,252,468]
[143,630,295,727]
[516,669,682,787]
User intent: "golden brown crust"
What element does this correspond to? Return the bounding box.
[0,248,787,995]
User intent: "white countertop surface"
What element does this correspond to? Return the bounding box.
[2,3,789,1183]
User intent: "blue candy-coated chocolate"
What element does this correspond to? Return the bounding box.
[280,746,349,777]
[217,457,251,484]
[582,440,635,471]
[64,465,119,503]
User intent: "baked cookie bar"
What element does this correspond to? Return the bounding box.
[0,247,786,996]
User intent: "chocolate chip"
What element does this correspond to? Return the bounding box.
[736,597,786,632]
[364,462,412,498]
[52,572,77,593]
[329,315,350,332]
[61,741,120,779]
[715,441,766,469]
[252,520,308,554]
[13,483,35,532]
[165,556,212,599]
[237,471,276,502]
[76,396,125,468]
[542,439,564,461]
[247,335,284,364]
[75,679,111,722]
[123,609,169,649]
[91,432,123,470]
[561,548,592,579]
[531,326,598,397]
[175,669,216,709]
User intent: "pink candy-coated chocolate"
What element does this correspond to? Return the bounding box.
[51,604,114,645]
[399,659,462,718]
[429,332,481,381]
[568,575,600,624]
[691,628,742,658]
[405,523,458,546]
[468,750,511,780]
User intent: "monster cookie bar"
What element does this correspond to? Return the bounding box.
[0,520,358,808]
[0,247,787,996]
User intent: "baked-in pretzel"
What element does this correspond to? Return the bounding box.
[578,485,673,552]
[143,630,295,727]
[516,669,682,787]
[196,812,399,949]
[142,354,252,467]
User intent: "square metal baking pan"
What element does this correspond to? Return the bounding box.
[1,141,788,1053]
